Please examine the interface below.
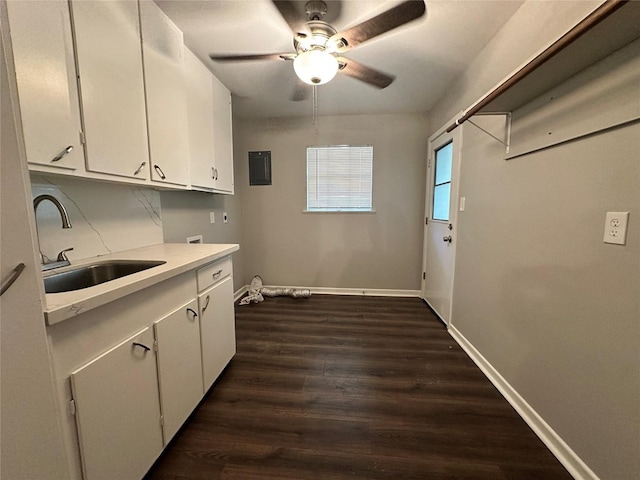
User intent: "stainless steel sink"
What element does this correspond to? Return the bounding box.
[44,260,166,294]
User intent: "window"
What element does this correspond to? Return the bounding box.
[432,141,452,221]
[306,145,373,212]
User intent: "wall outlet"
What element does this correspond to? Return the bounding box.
[223,212,228,223]
[186,235,203,244]
[603,212,629,245]
[209,212,215,224]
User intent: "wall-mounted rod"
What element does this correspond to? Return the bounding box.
[445,0,628,133]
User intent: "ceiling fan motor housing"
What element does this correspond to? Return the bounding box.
[294,20,337,53]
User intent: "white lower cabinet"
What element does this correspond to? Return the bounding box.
[199,275,236,391]
[70,327,163,480]
[63,256,236,480]
[154,299,204,444]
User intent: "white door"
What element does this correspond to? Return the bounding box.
[421,123,462,325]
[70,328,163,480]
[1,40,69,478]
[185,48,216,190]
[6,0,83,172]
[140,0,189,186]
[199,275,236,391]
[72,0,150,180]
[154,299,204,444]
[211,75,234,193]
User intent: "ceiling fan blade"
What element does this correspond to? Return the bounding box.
[272,0,311,37]
[209,53,296,62]
[336,57,395,89]
[329,0,426,52]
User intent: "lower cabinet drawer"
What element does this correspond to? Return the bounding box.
[196,256,232,292]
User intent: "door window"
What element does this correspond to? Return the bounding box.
[432,141,452,221]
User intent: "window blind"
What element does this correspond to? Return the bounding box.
[306,145,373,212]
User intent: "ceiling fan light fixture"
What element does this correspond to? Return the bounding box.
[293,50,339,85]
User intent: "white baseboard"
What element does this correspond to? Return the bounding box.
[236,284,420,299]
[448,324,599,480]
[305,286,420,297]
[233,285,248,302]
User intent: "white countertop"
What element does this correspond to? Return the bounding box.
[44,243,239,325]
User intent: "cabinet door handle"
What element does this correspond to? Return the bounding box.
[133,161,146,175]
[186,307,198,318]
[212,269,223,279]
[154,164,166,180]
[202,295,210,313]
[132,342,151,352]
[1,263,26,296]
[51,145,73,163]
[211,167,216,179]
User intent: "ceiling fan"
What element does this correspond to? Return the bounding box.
[209,0,426,96]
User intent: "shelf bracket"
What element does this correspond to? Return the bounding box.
[444,0,630,135]
[468,112,512,155]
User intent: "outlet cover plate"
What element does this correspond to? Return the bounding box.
[603,212,629,245]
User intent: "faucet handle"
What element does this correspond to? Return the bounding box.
[56,247,74,262]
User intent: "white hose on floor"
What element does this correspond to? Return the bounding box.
[239,275,311,305]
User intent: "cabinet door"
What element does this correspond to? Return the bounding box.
[199,276,236,391]
[154,299,204,444]
[70,327,163,480]
[6,0,83,172]
[212,75,235,194]
[185,48,216,190]
[71,0,150,180]
[140,0,189,187]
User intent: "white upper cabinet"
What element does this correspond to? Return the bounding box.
[6,0,83,172]
[7,0,234,192]
[185,48,234,194]
[140,0,189,187]
[185,48,216,190]
[212,75,235,194]
[71,0,150,180]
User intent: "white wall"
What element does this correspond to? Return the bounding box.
[30,175,163,262]
[429,1,639,478]
[429,0,602,132]
[160,187,245,291]
[234,113,429,292]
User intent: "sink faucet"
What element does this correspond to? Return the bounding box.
[33,194,74,271]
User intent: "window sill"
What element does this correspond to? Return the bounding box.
[303,209,377,214]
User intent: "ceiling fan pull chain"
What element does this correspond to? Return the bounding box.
[312,85,318,127]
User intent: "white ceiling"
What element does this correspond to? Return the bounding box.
[156,0,524,118]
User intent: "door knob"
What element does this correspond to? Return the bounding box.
[443,235,452,243]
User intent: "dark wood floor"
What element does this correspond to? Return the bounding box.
[145,295,572,480]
